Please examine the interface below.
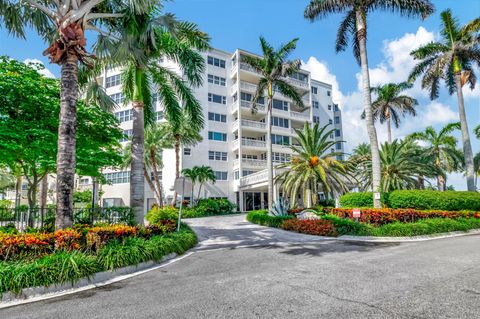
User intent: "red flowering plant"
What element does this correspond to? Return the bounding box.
[54,229,82,251]
[281,219,338,237]
[0,233,54,261]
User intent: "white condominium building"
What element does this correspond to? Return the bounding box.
[79,47,345,212]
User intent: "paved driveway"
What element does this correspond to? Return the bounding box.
[2,214,480,319]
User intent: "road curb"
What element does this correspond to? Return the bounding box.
[336,229,480,242]
[0,252,193,309]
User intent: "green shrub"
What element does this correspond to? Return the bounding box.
[97,237,151,270]
[195,198,236,216]
[339,192,375,208]
[146,206,179,224]
[321,214,373,235]
[246,210,294,228]
[369,218,480,237]
[387,190,480,211]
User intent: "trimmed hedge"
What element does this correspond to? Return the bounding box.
[246,210,294,228]
[387,190,480,211]
[340,192,376,208]
[282,219,338,237]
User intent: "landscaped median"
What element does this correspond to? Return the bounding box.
[0,221,197,297]
[246,208,480,238]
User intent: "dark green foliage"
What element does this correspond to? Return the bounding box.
[97,237,151,270]
[321,214,373,236]
[246,210,294,228]
[369,218,480,237]
[194,198,236,216]
[340,192,375,208]
[388,190,480,211]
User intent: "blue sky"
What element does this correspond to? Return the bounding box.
[0,0,479,189]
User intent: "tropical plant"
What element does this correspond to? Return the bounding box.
[241,37,305,210]
[94,3,209,223]
[195,166,216,201]
[361,82,418,143]
[0,0,154,229]
[270,198,289,217]
[304,0,434,207]
[409,9,479,191]
[475,125,480,188]
[182,167,199,206]
[354,139,435,192]
[276,123,349,208]
[407,123,464,191]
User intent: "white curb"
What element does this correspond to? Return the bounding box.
[337,229,480,242]
[0,252,194,309]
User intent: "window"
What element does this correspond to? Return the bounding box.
[105,74,121,88]
[79,178,89,185]
[242,170,255,177]
[209,151,227,161]
[335,129,341,137]
[313,101,319,109]
[311,86,318,94]
[334,104,339,111]
[104,171,130,184]
[291,72,308,82]
[208,131,227,142]
[234,170,240,180]
[109,93,124,104]
[120,129,133,142]
[272,152,291,163]
[115,109,133,123]
[271,116,289,128]
[208,93,226,104]
[335,116,340,124]
[330,133,334,139]
[150,171,163,181]
[208,112,227,123]
[329,119,333,125]
[271,134,289,145]
[328,105,332,111]
[336,142,342,150]
[207,56,226,68]
[242,154,258,159]
[327,90,331,96]
[156,111,164,121]
[331,148,334,153]
[208,74,226,86]
[214,171,228,180]
[336,155,344,161]
[272,99,288,111]
[184,148,191,156]
[313,116,320,124]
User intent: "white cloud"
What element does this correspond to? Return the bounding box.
[302,57,344,107]
[23,59,56,78]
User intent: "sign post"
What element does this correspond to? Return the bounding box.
[353,208,361,221]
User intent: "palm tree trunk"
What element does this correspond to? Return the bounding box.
[40,175,48,208]
[15,175,22,208]
[197,183,203,201]
[150,149,164,207]
[455,73,475,191]
[266,96,274,211]
[387,116,392,144]
[171,135,181,206]
[356,10,382,208]
[143,168,161,206]
[131,100,145,225]
[437,175,445,191]
[56,55,78,229]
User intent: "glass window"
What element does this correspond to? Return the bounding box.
[214,171,228,180]
[184,148,191,156]
[242,170,255,177]
[335,116,340,124]
[120,129,132,142]
[207,56,226,68]
[109,93,124,104]
[234,170,240,180]
[271,116,289,128]
[272,99,288,111]
[336,142,342,150]
[329,119,333,125]
[313,116,320,124]
[114,109,133,123]
[334,104,339,111]
[271,134,289,145]
[104,171,130,184]
[209,151,228,161]
[335,129,341,137]
[208,131,227,142]
[327,90,331,96]
[150,170,163,181]
[311,86,318,94]
[208,112,227,123]
[106,74,121,88]
[208,93,227,104]
[313,101,319,109]
[328,105,332,111]
[208,74,226,86]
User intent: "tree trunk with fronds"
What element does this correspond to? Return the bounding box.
[356,10,382,208]
[387,115,392,144]
[56,55,78,229]
[144,168,161,206]
[131,99,145,225]
[266,93,274,211]
[455,72,475,191]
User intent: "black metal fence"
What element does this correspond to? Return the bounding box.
[0,206,135,231]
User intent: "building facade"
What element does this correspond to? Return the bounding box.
[78,47,345,212]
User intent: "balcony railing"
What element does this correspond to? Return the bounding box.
[240,62,258,74]
[290,110,310,119]
[240,81,257,92]
[242,119,266,130]
[242,158,267,168]
[239,170,268,187]
[286,77,309,89]
[240,100,266,113]
[241,138,266,148]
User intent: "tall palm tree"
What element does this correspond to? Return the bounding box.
[97,3,209,223]
[241,37,305,211]
[276,123,349,208]
[361,82,418,143]
[195,166,216,201]
[304,0,434,207]
[409,9,479,191]
[0,0,151,228]
[182,167,199,206]
[407,123,464,191]
[158,115,203,206]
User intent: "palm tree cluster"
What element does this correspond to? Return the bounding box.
[182,166,216,206]
[349,123,464,192]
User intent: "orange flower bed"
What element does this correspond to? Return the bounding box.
[281,219,338,237]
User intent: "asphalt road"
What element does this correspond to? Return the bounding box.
[2,214,480,319]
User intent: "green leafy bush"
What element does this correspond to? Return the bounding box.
[387,190,480,211]
[246,210,294,228]
[321,214,373,235]
[146,206,179,223]
[369,218,480,237]
[339,192,375,208]
[194,198,237,216]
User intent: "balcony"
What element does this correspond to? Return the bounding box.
[240,100,266,113]
[241,138,266,148]
[290,110,310,120]
[286,77,309,90]
[241,119,266,130]
[240,81,257,92]
[242,158,267,169]
[240,62,258,74]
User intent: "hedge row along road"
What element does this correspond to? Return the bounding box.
[2,214,479,319]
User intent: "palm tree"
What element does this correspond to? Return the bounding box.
[0,0,150,228]
[182,167,199,206]
[97,4,209,224]
[361,82,418,143]
[409,9,479,191]
[166,114,203,206]
[241,37,305,211]
[407,123,464,191]
[356,140,434,192]
[195,166,216,201]
[276,123,349,208]
[304,0,434,207]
